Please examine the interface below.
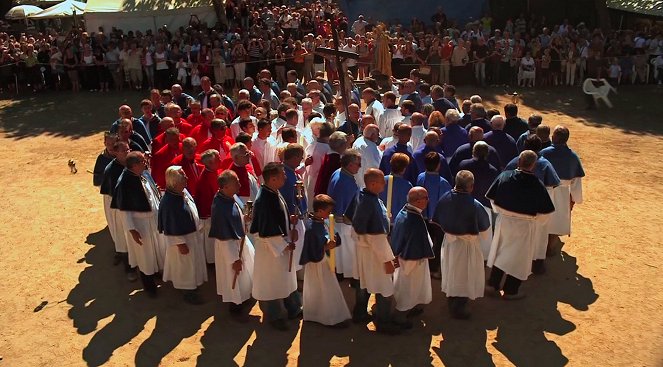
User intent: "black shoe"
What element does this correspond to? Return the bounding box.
[335,273,345,282]
[184,292,205,305]
[393,318,413,330]
[352,313,373,324]
[375,322,402,335]
[532,260,546,275]
[406,307,424,318]
[269,319,289,331]
[288,309,303,320]
[113,253,122,266]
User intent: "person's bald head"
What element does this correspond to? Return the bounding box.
[364,168,385,195]
[490,115,505,130]
[518,150,538,172]
[361,114,375,129]
[411,112,426,126]
[424,131,440,147]
[119,105,132,118]
[160,117,175,130]
[407,186,429,210]
[363,124,380,142]
[469,126,484,142]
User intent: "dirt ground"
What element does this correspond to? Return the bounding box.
[1,85,662,367]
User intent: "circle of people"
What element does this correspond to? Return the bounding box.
[94,72,585,333]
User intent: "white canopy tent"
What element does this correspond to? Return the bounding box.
[29,0,86,19]
[5,5,43,20]
[84,0,217,33]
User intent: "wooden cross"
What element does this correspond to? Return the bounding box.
[315,29,359,121]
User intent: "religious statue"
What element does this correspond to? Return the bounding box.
[373,23,392,77]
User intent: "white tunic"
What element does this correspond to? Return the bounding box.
[394,258,432,311]
[251,196,298,301]
[440,233,487,300]
[355,233,395,296]
[410,125,427,152]
[251,136,278,169]
[162,191,208,290]
[122,178,164,276]
[531,188,554,260]
[303,257,351,325]
[548,178,582,236]
[365,100,385,127]
[201,218,215,263]
[487,203,545,280]
[333,223,358,279]
[377,107,402,138]
[215,237,255,304]
[352,137,382,189]
[304,141,330,204]
[103,195,128,253]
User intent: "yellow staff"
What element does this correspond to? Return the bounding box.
[328,214,336,272]
[386,175,394,220]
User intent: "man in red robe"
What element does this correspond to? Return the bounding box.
[314,131,348,196]
[167,103,193,136]
[151,117,185,153]
[171,137,204,197]
[190,108,215,146]
[194,148,221,264]
[186,100,205,127]
[198,119,233,161]
[226,143,259,204]
[150,128,182,189]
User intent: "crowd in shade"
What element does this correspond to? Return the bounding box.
[2,0,663,95]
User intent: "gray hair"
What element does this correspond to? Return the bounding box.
[490,115,505,130]
[165,166,186,191]
[472,141,490,160]
[444,109,460,124]
[455,170,475,192]
[340,149,361,168]
[200,149,219,166]
[230,143,248,160]
[328,131,348,153]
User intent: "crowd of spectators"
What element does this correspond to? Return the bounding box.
[1,1,663,95]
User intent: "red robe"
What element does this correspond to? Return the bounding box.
[314,152,341,196]
[151,143,182,189]
[171,154,204,197]
[227,164,256,198]
[198,136,233,160]
[151,132,186,153]
[193,168,219,219]
[190,123,212,146]
[186,113,205,127]
[220,155,262,178]
[174,118,193,136]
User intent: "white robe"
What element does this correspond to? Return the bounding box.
[394,258,432,311]
[304,141,330,204]
[103,195,128,253]
[215,237,255,304]
[410,125,427,152]
[366,100,385,128]
[352,137,382,189]
[440,233,487,300]
[377,107,402,138]
[162,191,208,290]
[531,188,554,261]
[122,179,164,276]
[251,135,278,170]
[251,197,298,301]
[548,178,582,236]
[333,223,358,279]
[303,257,351,325]
[487,204,546,280]
[355,233,395,296]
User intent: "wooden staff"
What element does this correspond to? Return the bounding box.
[328,214,336,272]
[232,201,253,289]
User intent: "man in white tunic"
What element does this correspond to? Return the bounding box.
[209,170,255,320]
[540,125,585,255]
[113,152,164,296]
[363,87,384,125]
[352,124,382,189]
[249,162,302,330]
[485,151,555,300]
[391,187,434,323]
[433,171,491,318]
[346,169,404,333]
[158,167,208,304]
[304,122,333,203]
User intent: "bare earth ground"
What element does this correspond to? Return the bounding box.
[1,85,662,367]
